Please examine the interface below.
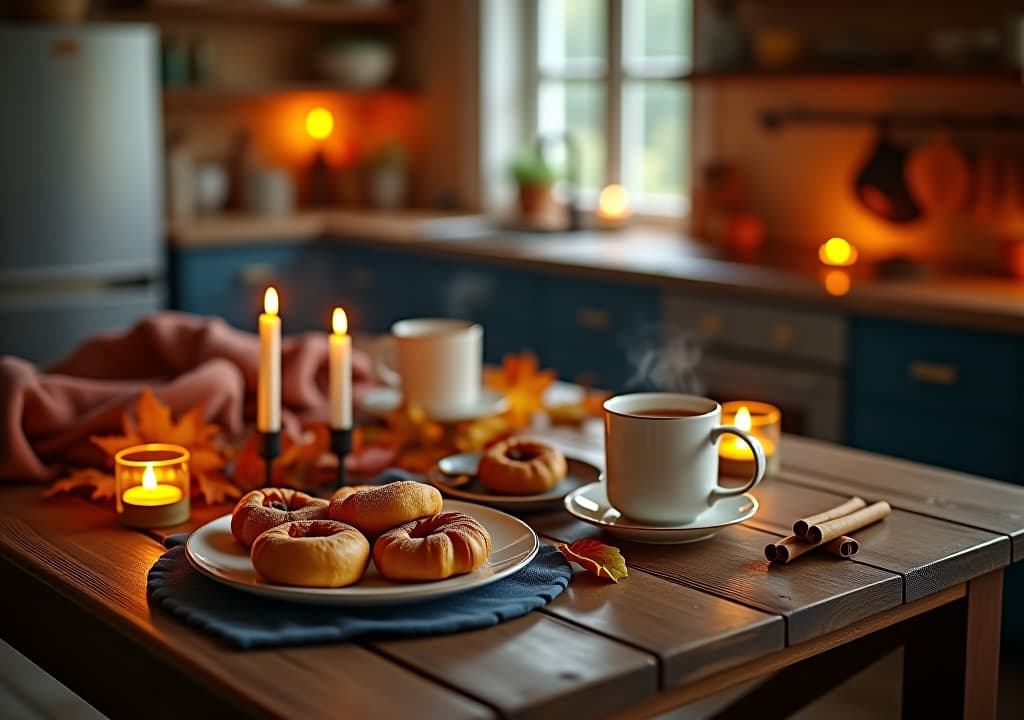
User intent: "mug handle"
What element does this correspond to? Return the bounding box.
[709,426,766,500]
[371,336,401,388]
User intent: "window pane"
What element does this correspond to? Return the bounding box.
[624,0,692,74]
[537,80,606,191]
[538,0,606,72]
[622,80,690,203]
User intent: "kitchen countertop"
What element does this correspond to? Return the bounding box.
[168,211,1024,334]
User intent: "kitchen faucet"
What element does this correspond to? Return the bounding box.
[535,131,582,231]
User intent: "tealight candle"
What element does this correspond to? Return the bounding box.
[596,184,631,230]
[258,286,281,433]
[329,307,352,430]
[719,401,781,478]
[115,443,190,528]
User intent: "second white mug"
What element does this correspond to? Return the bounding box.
[389,317,482,418]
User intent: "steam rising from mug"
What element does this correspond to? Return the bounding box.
[624,329,705,395]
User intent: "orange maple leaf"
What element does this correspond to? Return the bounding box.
[557,539,628,582]
[43,469,116,501]
[484,353,556,429]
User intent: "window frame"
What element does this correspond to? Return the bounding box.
[522,0,692,218]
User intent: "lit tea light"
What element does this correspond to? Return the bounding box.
[115,443,190,528]
[719,401,781,478]
[596,184,631,230]
[818,237,859,267]
[305,107,334,141]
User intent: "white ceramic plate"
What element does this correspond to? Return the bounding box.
[184,500,539,605]
[427,453,600,511]
[359,386,509,422]
[564,481,758,544]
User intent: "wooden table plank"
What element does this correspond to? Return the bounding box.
[0,486,493,720]
[749,479,1011,602]
[782,435,1024,561]
[541,564,785,688]
[373,614,659,720]
[530,513,903,646]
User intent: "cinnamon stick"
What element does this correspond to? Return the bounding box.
[793,497,866,538]
[763,535,860,564]
[806,501,891,544]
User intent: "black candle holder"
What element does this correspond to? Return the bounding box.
[331,428,353,489]
[260,430,281,487]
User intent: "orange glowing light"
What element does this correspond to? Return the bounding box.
[734,405,752,432]
[597,184,631,218]
[264,287,279,315]
[141,463,157,490]
[824,269,851,297]
[818,237,859,267]
[305,107,334,141]
[332,307,348,335]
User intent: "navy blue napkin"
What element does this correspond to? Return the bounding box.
[147,470,571,650]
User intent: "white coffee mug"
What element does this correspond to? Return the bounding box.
[383,318,482,418]
[604,392,765,525]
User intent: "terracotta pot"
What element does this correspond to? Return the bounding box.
[13,0,89,23]
[517,183,554,219]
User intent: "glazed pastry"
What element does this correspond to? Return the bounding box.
[477,439,567,495]
[373,511,492,581]
[250,520,369,588]
[330,484,376,503]
[231,487,329,548]
[329,480,443,537]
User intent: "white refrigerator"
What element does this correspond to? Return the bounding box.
[0,23,164,365]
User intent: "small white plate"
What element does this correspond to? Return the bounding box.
[359,386,509,422]
[427,453,601,511]
[184,500,539,605]
[564,482,758,544]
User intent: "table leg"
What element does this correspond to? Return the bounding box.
[963,569,1003,719]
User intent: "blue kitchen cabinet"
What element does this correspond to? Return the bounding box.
[321,246,424,334]
[848,317,1022,483]
[169,242,333,333]
[539,277,660,391]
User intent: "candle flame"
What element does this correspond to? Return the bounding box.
[735,406,752,432]
[598,184,630,217]
[264,287,279,315]
[305,107,334,141]
[142,463,157,490]
[332,307,348,335]
[818,237,858,267]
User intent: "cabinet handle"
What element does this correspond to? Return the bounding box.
[771,323,796,348]
[908,360,958,386]
[699,313,724,337]
[237,263,275,287]
[576,307,612,330]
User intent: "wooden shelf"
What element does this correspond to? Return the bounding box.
[122,0,411,24]
[162,83,414,106]
[686,68,1023,86]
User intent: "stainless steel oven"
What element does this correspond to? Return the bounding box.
[662,292,847,442]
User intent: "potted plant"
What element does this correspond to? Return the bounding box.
[365,142,407,211]
[509,151,558,221]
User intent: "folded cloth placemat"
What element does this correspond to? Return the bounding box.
[148,535,571,650]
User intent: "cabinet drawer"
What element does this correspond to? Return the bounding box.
[850,318,1019,416]
[541,279,660,390]
[665,292,846,366]
[849,400,1017,482]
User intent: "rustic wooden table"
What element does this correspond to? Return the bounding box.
[1,429,1021,720]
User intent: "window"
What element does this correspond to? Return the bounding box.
[528,0,692,214]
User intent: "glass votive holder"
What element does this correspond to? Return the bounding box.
[114,443,190,528]
[719,401,781,479]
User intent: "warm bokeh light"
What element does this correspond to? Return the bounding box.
[597,184,631,218]
[824,269,852,297]
[818,237,859,267]
[141,463,157,490]
[264,287,279,315]
[305,107,334,141]
[332,307,348,335]
[735,405,752,432]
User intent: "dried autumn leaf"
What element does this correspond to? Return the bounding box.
[484,352,556,429]
[195,471,242,504]
[557,539,628,582]
[44,469,116,501]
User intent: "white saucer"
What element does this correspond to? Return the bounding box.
[563,482,758,544]
[359,386,509,423]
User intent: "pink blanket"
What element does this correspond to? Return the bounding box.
[0,312,374,481]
